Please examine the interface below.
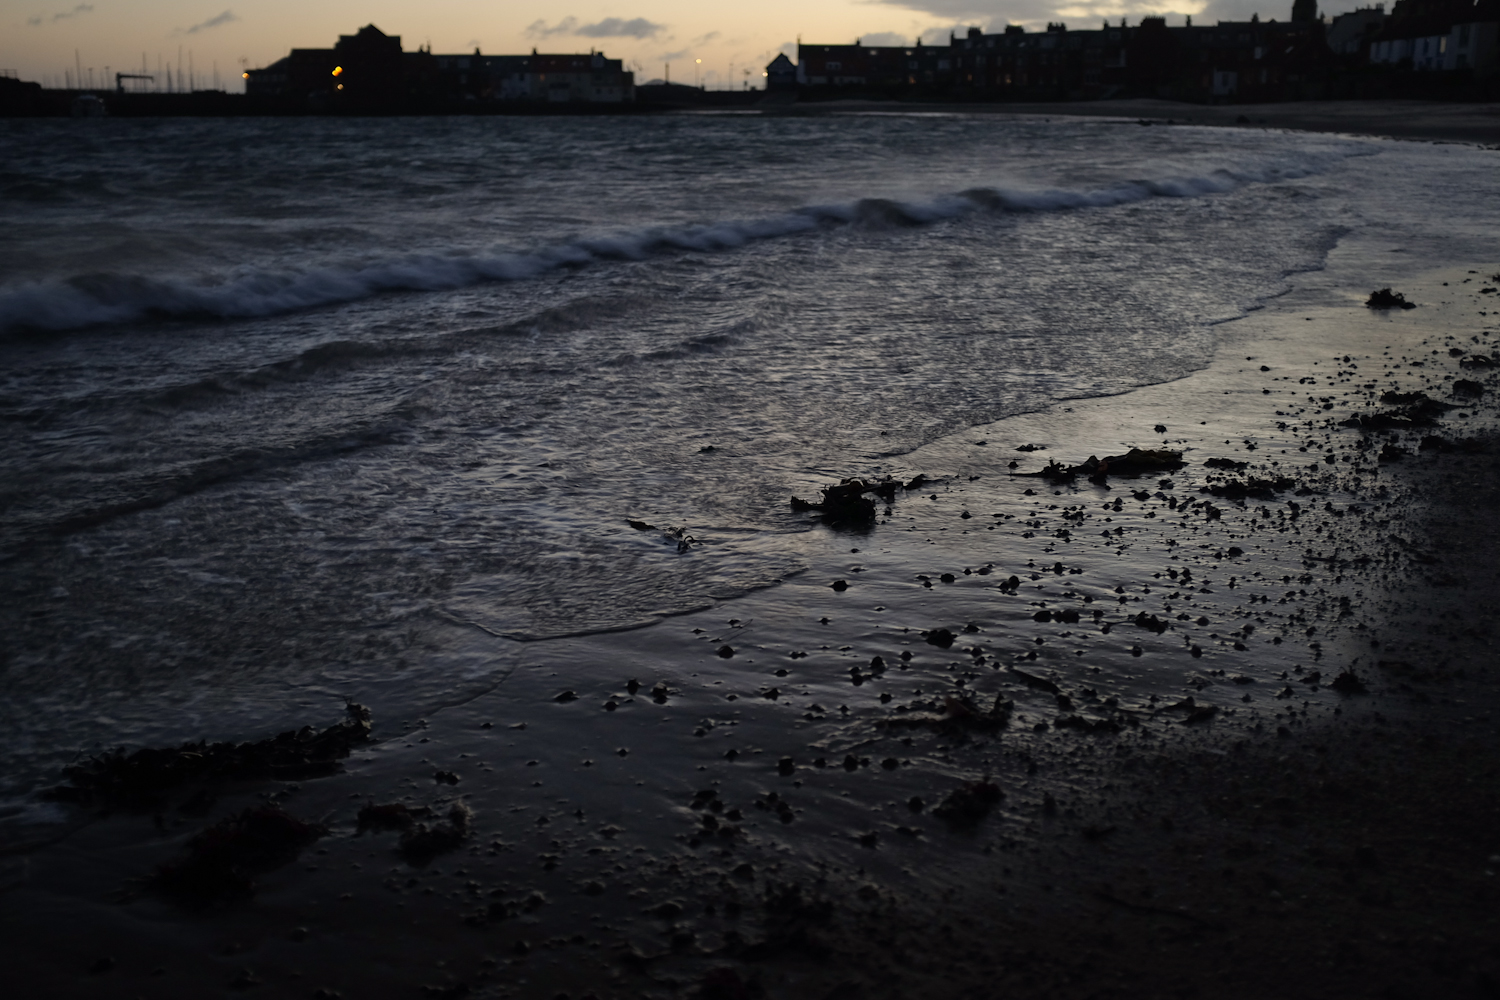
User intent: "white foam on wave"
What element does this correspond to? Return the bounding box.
[0,152,1345,336]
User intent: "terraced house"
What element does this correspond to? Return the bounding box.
[785,0,1497,103]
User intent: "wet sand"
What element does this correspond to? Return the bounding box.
[3,255,1499,998]
[779,97,1500,147]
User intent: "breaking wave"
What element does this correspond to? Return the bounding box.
[0,155,1341,336]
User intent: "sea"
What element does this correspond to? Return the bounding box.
[1,112,1496,812]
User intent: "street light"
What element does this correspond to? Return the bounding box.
[695,58,701,89]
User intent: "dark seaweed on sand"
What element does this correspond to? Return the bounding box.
[1366,287,1417,309]
[356,801,435,834]
[44,703,373,809]
[1028,448,1184,481]
[881,693,1014,741]
[1201,475,1296,500]
[790,475,924,527]
[931,780,1003,828]
[151,805,327,906]
[354,801,475,864]
[1340,390,1453,431]
[356,799,474,863]
[726,881,836,961]
[1419,434,1488,453]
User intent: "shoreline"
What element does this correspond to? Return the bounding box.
[6,96,1499,147]
[761,97,1500,147]
[4,252,1499,997]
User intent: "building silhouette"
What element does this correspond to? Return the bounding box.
[778,0,1496,102]
[244,24,634,111]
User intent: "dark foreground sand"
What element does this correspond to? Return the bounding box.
[2,261,1499,999]
[775,97,1500,147]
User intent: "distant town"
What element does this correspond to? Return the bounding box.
[1,0,1495,116]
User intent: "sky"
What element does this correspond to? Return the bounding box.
[5,0,1380,91]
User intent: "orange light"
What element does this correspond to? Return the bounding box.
[336,83,344,90]
[241,72,249,79]
[332,66,343,77]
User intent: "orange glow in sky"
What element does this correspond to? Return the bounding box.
[6,0,1370,91]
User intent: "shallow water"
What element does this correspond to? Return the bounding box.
[0,114,1496,803]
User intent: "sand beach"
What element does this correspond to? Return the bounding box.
[769,97,1500,147]
[3,217,1498,999]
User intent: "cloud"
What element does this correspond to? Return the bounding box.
[26,3,93,26]
[858,31,916,46]
[918,23,979,43]
[861,0,1205,30]
[577,17,667,39]
[527,16,667,40]
[692,31,722,44]
[526,16,579,37]
[854,0,1376,39]
[184,10,238,34]
[1197,0,1350,21]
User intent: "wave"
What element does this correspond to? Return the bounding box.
[11,415,415,545]
[0,154,1343,337]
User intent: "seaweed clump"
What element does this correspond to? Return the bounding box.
[1202,475,1296,500]
[731,881,835,961]
[151,805,327,906]
[932,780,1003,829]
[1340,391,1452,431]
[881,693,1014,741]
[44,703,372,810]
[358,801,474,864]
[626,519,698,552]
[356,801,434,834]
[1366,288,1416,310]
[1204,457,1249,472]
[1032,449,1184,481]
[791,476,918,528]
